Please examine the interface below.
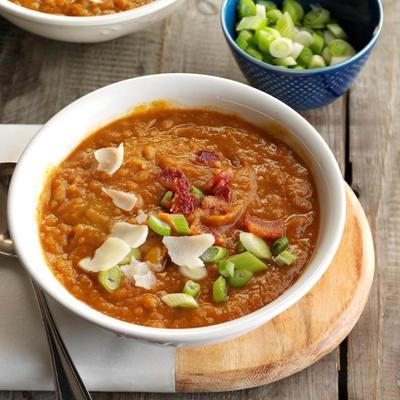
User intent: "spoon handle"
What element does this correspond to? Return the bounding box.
[32,281,93,400]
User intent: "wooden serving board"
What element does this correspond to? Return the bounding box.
[176,185,375,392]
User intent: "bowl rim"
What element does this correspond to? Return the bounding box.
[0,0,179,25]
[8,73,346,345]
[220,0,384,75]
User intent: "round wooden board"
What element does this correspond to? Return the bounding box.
[176,185,375,392]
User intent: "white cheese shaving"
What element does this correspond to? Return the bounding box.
[162,234,215,269]
[94,143,124,175]
[110,222,148,248]
[136,209,148,224]
[121,259,156,290]
[102,187,137,211]
[79,237,130,272]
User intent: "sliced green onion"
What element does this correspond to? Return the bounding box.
[328,39,355,57]
[271,236,289,256]
[170,214,191,235]
[304,5,330,29]
[290,42,304,59]
[310,32,324,55]
[266,9,283,25]
[98,266,122,293]
[240,232,272,259]
[327,23,348,40]
[293,65,305,70]
[236,16,266,31]
[309,54,326,68]
[227,251,268,272]
[330,55,352,65]
[148,214,171,236]
[179,266,208,281]
[118,248,141,265]
[245,46,264,61]
[236,30,253,50]
[256,3,266,19]
[269,37,293,58]
[228,269,253,288]
[200,246,228,263]
[323,29,335,45]
[254,28,280,53]
[162,293,198,308]
[297,47,313,67]
[276,11,295,39]
[322,46,332,64]
[160,191,173,208]
[238,0,257,19]
[257,0,277,12]
[282,0,304,25]
[213,276,228,303]
[218,259,235,278]
[275,250,297,266]
[294,30,313,47]
[182,280,201,298]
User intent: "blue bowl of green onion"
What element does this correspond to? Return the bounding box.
[221,0,383,110]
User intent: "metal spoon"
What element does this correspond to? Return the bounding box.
[0,162,92,400]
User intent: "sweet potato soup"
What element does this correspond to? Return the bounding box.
[38,106,319,328]
[10,0,152,16]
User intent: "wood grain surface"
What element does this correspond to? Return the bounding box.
[0,0,398,398]
[176,186,374,392]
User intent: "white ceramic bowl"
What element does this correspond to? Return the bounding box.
[0,0,182,42]
[8,73,346,346]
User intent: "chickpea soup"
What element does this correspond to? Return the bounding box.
[38,105,319,329]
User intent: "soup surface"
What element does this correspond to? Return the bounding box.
[10,0,152,16]
[39,105,319,328]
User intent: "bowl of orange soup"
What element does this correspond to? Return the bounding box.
[0,0,182,42]
[8,74,345,346]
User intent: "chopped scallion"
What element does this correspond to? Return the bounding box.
[98,266,122,293]
[160,191,173,208]
[213,276,228,303]
[183,280,201,298]
[228,269,253,288]
[227,251,268,272]
[218,259,235,278]
[236,16,266,32]
[191,185,205,201]
[148,214,171,236]
[271,236,289,256]
[275,250,297,266]
[239,232,272,259]
[162,293,198,308]
[238,0,257,19]
[200,246,228,263]
[170,214,191,235]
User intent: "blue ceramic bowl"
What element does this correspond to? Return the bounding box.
[221,0,383,110]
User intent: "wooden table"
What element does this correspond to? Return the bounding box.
[0,0,398,398]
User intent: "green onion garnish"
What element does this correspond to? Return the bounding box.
[160,191,173,208]
[213,276,228,303]
[182,280,201,298]
[98,266,122,293]
[162,293,198,308]
[239,232,272,259]
[236,16,266,32]
[191,186,205,201]
[238,0,257,19]
[327,23,348,40]
[304,5,330,29]
[148,215,171,236]
[218,259,235,278]
[118,248,141,265]
[170,214,191,235]
[227,251,268,272]
[200,246,229,263]
[271,236,289,256]
[275,250,297,266]
[228,269,253,288]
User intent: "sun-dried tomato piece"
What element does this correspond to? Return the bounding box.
[244,215,285,241]
[195,150,220,166]
[158,168,198,214]
[205,169,233,203]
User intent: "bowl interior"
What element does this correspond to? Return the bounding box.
[223,0,382,54]
[8,74,345,345]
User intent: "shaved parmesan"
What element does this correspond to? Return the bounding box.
[110,222,148,248]
[94,143,124,175]
[136,209,148,224]
[121,259,156,290]
[162,234,215,269]
[102,188,137,211]
[79,237,130,272]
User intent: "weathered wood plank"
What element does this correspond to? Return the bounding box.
[0,0,347,398]
[347,0,400,399]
